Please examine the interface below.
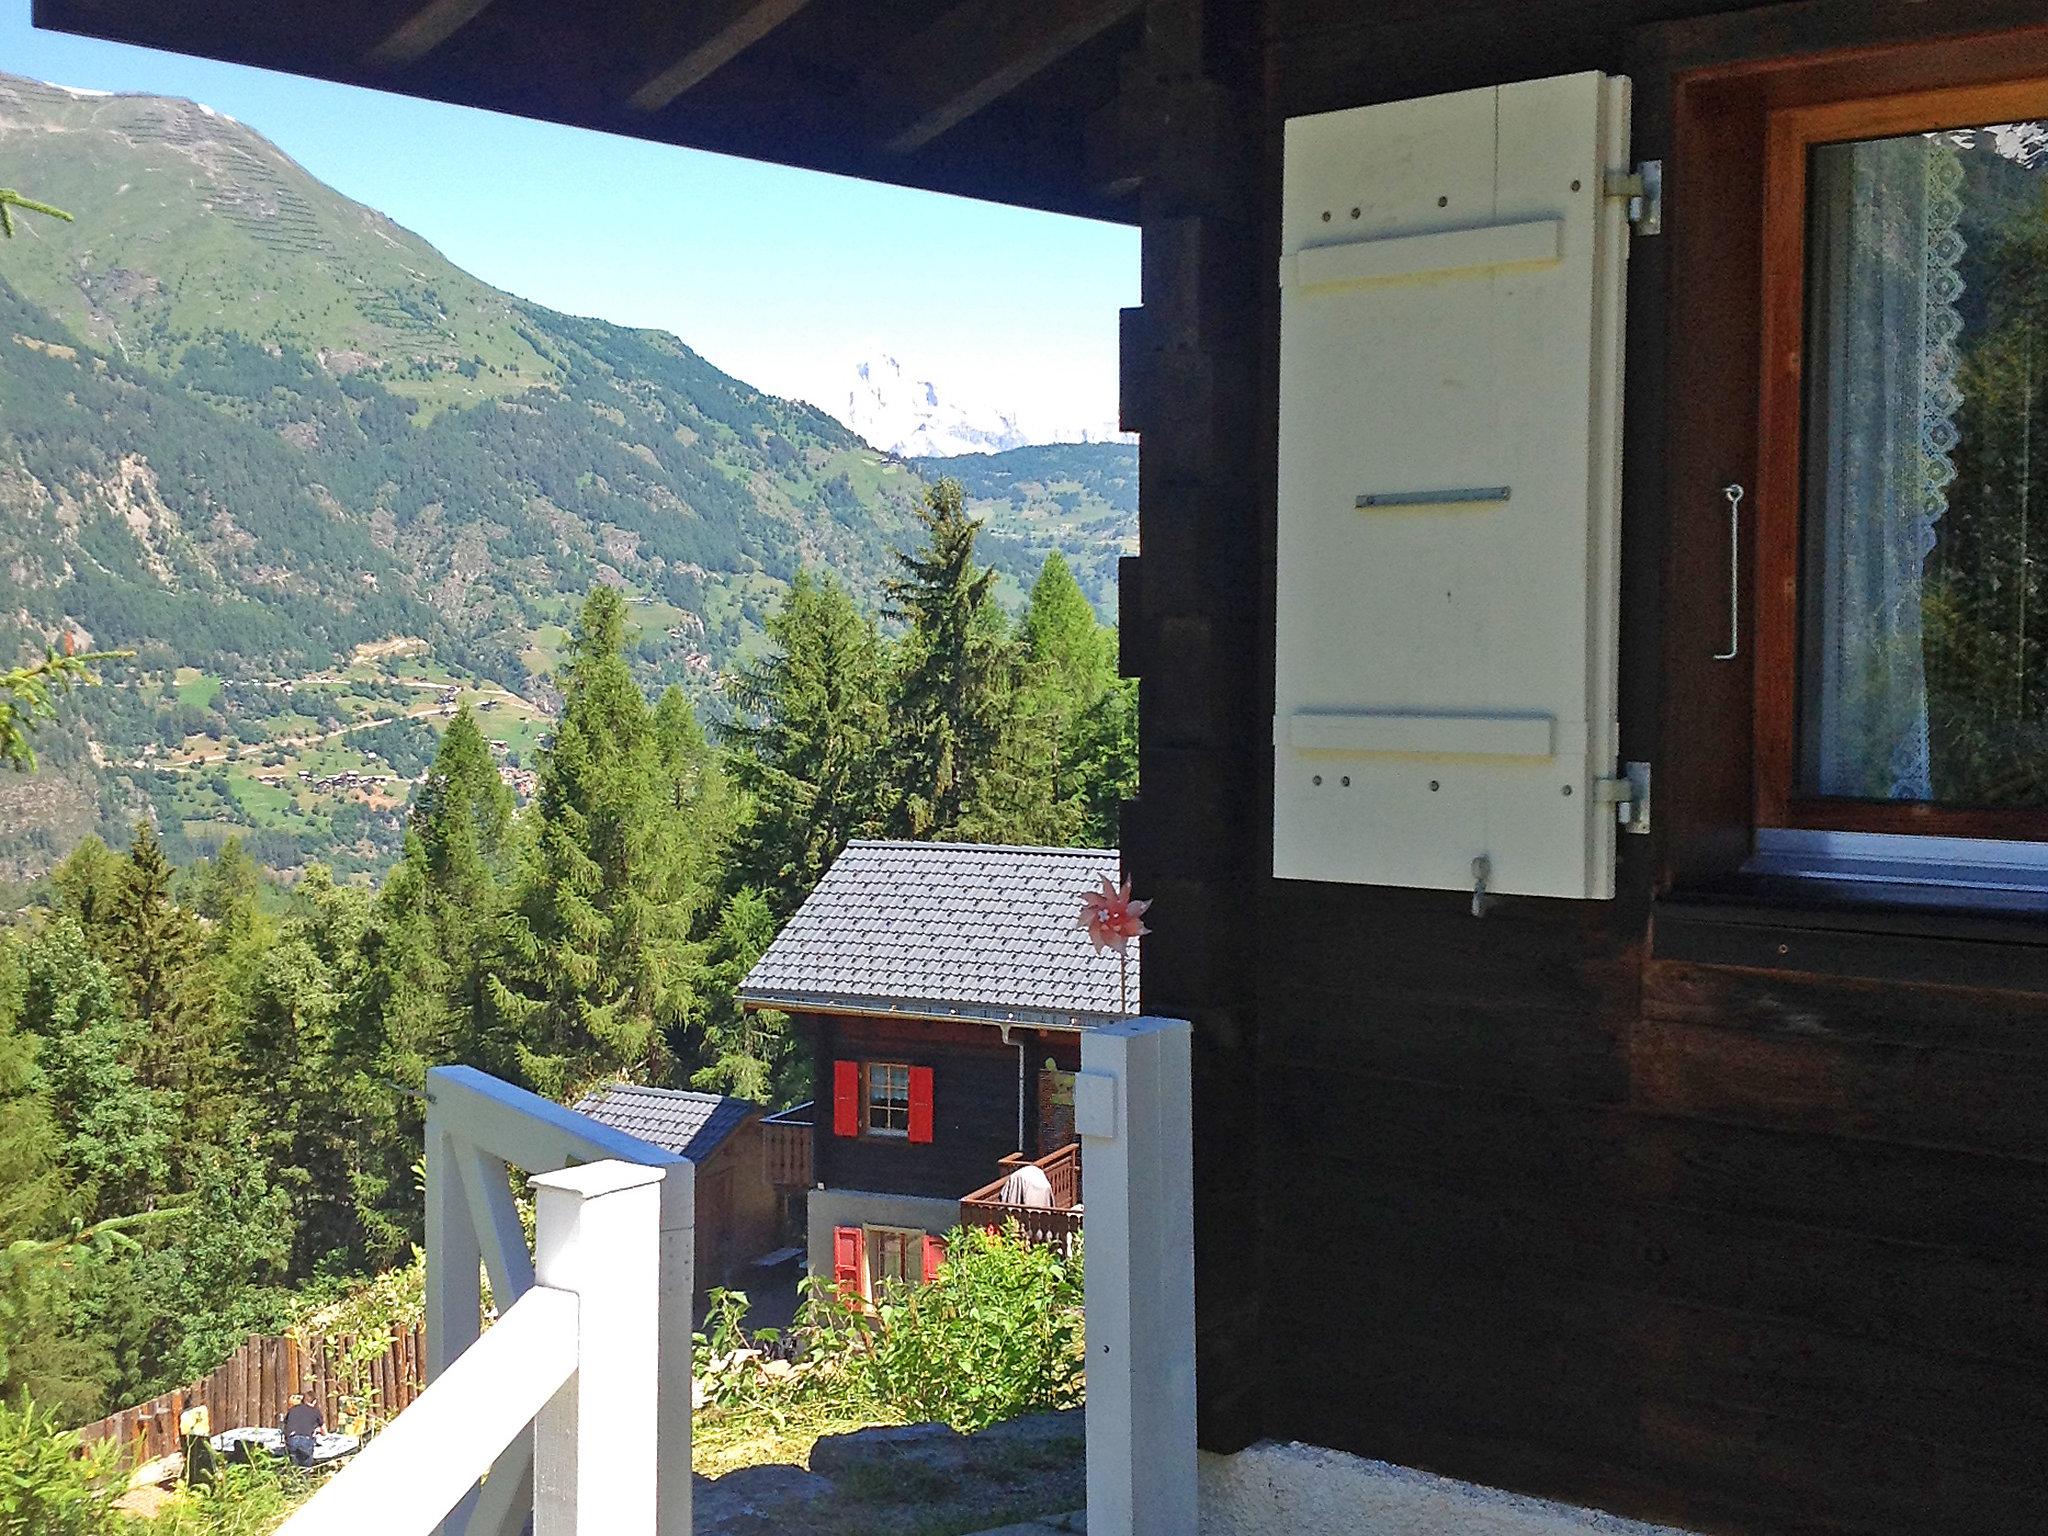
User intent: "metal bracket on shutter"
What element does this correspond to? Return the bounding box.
[1594,762,1652,835]
[1605,161,1661,235]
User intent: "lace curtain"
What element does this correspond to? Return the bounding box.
[1802,134,1965,800]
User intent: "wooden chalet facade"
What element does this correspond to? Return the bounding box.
[736,841,1117,1298]
[35,2,2048,1532]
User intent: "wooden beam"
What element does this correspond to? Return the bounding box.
[627,0,813,112]
[881,0,1143,155]
[367,0,498,66]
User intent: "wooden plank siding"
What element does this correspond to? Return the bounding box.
[804,1013,1079,1201]
[1116,0,2048,1530]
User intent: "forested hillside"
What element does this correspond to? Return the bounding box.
[0,477,1135,1431]
[912,442,1137,618]
[0,71,1132,880]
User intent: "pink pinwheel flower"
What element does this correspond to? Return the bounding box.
[1076,875,1150,954]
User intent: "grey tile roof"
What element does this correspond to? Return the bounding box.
[737,841,1139,1029]
[573,1083,757,1161]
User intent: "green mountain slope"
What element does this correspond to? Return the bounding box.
[0,71,1129,881]
[913,441,1137,616]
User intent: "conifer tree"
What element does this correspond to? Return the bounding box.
[343,708,516,1256]
[722,570,890,917]
[1023,550,1115,711]
[494,587,701,1097]
[19,919,168,1224]
[51,835,127,947]
[235,870,364,1274]
[884,480,1011,839]
[686,887,796,1102]
[1015,550,1135,846]
[108,822,215,1110]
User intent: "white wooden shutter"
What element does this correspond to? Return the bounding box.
[1273,71,1632,900]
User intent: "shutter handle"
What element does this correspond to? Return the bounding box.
[1471,856,1495,919]
[1715,484,1744,661]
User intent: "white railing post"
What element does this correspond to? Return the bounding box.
[655,1170,694,1536]
[1078,1015,1197,1536]
[530,1162,665,1536]
[420,1066,694,1536]
[426,1109,485,1536]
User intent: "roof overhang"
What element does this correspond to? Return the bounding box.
[32,0,1143,224]
[738,988,1119,1033]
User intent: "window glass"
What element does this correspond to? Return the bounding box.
[1801,120,2048,806]
[864,1062,911,1135]
[868,1227,918,1292]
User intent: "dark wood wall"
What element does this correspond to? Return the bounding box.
[804,1014,1074,1200]
[695,1118,784,1291]
[1118,2,2048,1532]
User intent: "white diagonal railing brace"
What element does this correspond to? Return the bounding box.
[1078,1015,1197,1536]
[424,1067,694,1536]
[277,1159,662,1536]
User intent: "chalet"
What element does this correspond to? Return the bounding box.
[44,2,2048,1533]
[571,1084,780,1295]
[736,840,1128,1299]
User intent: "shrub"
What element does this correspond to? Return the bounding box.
[151,1458,305,1536]
[0,1399,128,1536]
[842,1225,1084,1431]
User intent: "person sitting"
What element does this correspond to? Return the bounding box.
[279,1392,323,1468]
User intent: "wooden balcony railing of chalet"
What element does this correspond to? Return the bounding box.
[960,1143,1082,1249]
[762,1102,813,1189]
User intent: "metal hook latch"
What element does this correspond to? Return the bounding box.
[1471,855,1495,919]
[1715,484,1744,662]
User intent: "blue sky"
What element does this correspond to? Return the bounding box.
[4,6,1137,437]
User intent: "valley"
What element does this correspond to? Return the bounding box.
[0,71,1137,881]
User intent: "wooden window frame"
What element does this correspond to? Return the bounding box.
[862,1061,912,1138]
[864,1224,921,1295]
[1755,74,2048,842]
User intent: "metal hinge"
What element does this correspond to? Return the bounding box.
[1605,160,1662,235]
[1593,761,1652,835]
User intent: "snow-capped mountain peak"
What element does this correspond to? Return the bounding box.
[840,351,1029,457]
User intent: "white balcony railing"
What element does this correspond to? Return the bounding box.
[270,1015,1193,1536]
[277,1159,663,1535]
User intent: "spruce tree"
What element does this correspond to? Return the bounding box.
[722,570,890,917]
[686,887,796,1103]
[51,834,127,947]
[343,708,516,1256]
[234,871,363,1275]
[495,587,700,1097]
[108,822,215,1110]
[19,919,169,1224]
[884,480,1010,839]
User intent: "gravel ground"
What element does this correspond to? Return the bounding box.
[694,1410,1085,1536]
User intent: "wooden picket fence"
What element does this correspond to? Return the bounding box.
[74,1322,427,1466]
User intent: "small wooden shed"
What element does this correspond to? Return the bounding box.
[572,1084,778,1295]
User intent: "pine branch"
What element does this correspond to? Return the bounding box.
[0,189,75,239]
[0,645,130,771]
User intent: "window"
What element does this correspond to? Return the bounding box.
[866,1226,920,1294]
[864,1062,911,1137]
[1758,78,2048,840]
[831,1059,933,1141]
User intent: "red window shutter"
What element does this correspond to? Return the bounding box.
[832,1225,864,1302]
[907,1066,935,1144]
[921,1233,947,1284]
[832,1060,859,1138]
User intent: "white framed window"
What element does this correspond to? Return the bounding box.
[864,1062,911,1137]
